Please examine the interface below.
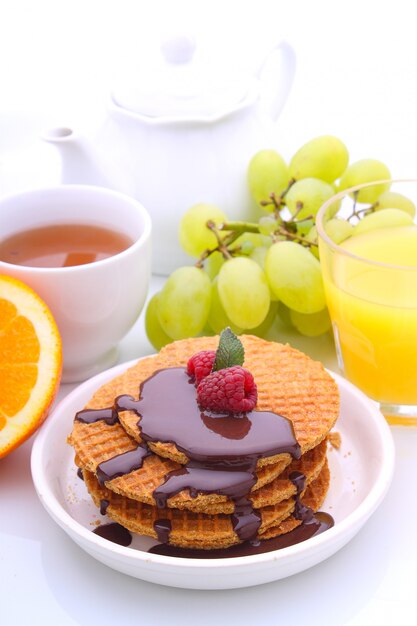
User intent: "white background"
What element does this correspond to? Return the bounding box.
[1,0,417,173]
[1,2,417,625]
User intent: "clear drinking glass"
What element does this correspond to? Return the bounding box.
[316,180,417,424]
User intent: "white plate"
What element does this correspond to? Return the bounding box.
[31,359,395,590]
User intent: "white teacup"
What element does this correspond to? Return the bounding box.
[0,185,151,383]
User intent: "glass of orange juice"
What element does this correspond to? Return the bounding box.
[316,179,417,424]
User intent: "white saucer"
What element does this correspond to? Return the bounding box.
[31,359,395,590]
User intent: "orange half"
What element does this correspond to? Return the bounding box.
[0,275,62,458]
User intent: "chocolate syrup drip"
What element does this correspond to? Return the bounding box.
[148,512,334,558]
[231,496,262,541]
[153,462,257,508]
[100,499,110,515]
[115,368,301,463]
[201,412,251,439]
[76,467,84,481]
[154,519,172,544]
[290,471,315,523]
[114,367,300,544]
[154,460,261,541]
[80,367,303,546]
[93,522,132,546]
[96,446,150,486]
[290,470,306,495]
[75,407,119,426]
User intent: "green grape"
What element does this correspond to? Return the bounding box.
[229,233,264,254]
[285,178,337,220]
[204,250,225,280]
[179,203,227,257]
[207,279,243,335]
[304,226,320,259]
[240,240,255,255]
[324,218,354,243]
[145,292,173,350]
[338,159,391,203]
[250,245,279,301]
[260,234,273,248]
[354,208,414,236]
[157,266,211,339]
[233,232,265,247]
[247,149,289,210]
[218,257,270,329]
[375,191,416,217]
[258,216,278,236]
[276,301,293,329]
[229,232,264,256]
[289,307,331,337]
[199,325,216,337]
[294,218,314,236]
[250,245,268,268]
[246,301,279,338]
[289,135,349,183]
[265,241,326,314]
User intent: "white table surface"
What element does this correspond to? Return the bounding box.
[2,2,417,623]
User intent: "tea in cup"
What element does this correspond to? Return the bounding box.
[0,185,151,382]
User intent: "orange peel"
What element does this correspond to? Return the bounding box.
[0,275,62,457]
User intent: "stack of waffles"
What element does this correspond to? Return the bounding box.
[68,335,339,551]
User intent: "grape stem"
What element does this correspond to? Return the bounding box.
[260,178,296,217]
[346,197,378,223]
[194,220,260,267]
[194,200,316,269]
[220,221,260,233]
[275,225,318,247]
[288,204,305,222]
[207,221,234,260]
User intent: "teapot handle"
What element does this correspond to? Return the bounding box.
[257,40,296,122]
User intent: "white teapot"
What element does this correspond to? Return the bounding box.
[43,36,296,275]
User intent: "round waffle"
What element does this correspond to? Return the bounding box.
[260,460,331,539]
[68,334,338,548]
[83,460,330,550]
[97,438,326,514]
[68,419,297,513]
[83,336,339,465]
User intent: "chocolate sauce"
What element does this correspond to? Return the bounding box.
[201,412,251,439]
[148,512,334,558]
[115,367,301,543]
[78,366,307,547]
[231,496,262,541]
[93,522,132,546]
[289,470,306,495]
[76,467,84,481]
[100,499,110,515]
[153,463,257,508]
[290,471,314,523]
[115,368,301,463]
[96,445,150,486]
[75,407,119,426]
[154,519,172,543]
[153,461,262,542]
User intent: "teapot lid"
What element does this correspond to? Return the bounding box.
[111,34,254,120]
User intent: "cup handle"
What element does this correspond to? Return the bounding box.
[257,40,296,122]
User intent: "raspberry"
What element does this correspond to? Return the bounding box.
[186,350,216,385]
[197,366,258,414]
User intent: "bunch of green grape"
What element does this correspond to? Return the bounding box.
[145,135,416,350]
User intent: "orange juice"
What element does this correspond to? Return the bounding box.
[322,225,417,405]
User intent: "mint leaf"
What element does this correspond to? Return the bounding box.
[212,328,244,371]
